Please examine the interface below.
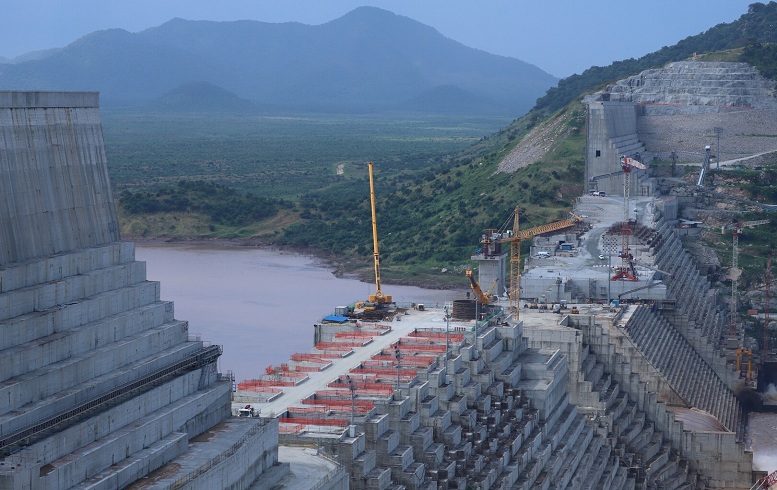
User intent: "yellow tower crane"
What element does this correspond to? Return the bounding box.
[367,162,391,305]
[495,207,584,319]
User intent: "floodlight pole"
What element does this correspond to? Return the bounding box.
[444,305,450,359]
[394,345,402,393]
[608,254,612,306]
[346,375,356,426]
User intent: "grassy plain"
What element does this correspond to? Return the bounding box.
[102,110,512,199]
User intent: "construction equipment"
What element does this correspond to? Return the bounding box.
[367,162,392,305]
[612,155,646,282]
[696,145,715,188]
[466,270,494,305]
[736,347,753,383]
[481,206,584,319]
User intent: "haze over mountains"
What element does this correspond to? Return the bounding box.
[0,7,557,115]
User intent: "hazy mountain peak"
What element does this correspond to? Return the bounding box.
[0,11,557,115]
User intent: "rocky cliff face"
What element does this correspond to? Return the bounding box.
[589,61,777,163]
[606,61,777,113]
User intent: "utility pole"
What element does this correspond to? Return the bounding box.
[394,345,402,394]
[714,127,723,169]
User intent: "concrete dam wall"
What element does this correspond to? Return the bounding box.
[585,61,777,189]
[0,92,119,265]
[0,92,282,489]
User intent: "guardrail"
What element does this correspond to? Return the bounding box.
[1,345,222,454]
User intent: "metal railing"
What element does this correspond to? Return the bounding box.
[0,345,222,454]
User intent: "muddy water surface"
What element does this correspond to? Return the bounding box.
[135,243,457,382]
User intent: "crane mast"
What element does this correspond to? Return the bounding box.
[367,162,391,304]
[484,206,583,320]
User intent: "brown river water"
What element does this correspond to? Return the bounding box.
[135,243,458,383]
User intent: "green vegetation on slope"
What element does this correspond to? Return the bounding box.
[120,180,286,226]
[536,2,777,113]
[277,103,586,283]
[115,2,777,288]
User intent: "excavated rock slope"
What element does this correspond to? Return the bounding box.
[500,61,777,170]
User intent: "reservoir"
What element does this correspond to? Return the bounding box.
[135,243,458,382]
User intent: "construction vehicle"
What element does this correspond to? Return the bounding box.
[466,269,495,305]
[367,162,392,306]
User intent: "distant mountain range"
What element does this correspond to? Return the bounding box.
[0,7,557,115]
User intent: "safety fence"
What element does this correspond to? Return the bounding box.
[315,341,370,350]
[334,331,379,339]
[302,398,376,410]
[409,330,465,343]
[278,417,348,428]
[368,355,435,367]
[393,343,447,354]
[291,353,340,362]
[326,380,395,395]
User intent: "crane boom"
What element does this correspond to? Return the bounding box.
[367,162,391,304]
[466,270,492,305]
[497,207,584,319]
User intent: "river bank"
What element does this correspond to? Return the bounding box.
[134,243,462,382]
[128,235,465,290]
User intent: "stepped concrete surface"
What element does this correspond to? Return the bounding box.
[0,91,285,489]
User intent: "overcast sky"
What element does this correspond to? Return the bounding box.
[2,1,757,77]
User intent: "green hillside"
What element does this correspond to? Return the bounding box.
[117,2,777,288]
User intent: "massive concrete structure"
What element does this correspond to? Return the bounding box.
[584,61,777,196]
[0,92,286,489]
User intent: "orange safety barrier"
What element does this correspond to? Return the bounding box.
[349,367,417,378]
[239,379,296,387]
[314,389,356,399]
[315,341,365,350]
[287,406,329,414]
[302,398,375,409]
[279,369,312,377]
[358,323,392,330]
[327,380,395,393]
[236,385,283,393]
[287,364,327,372]
[360,386,395,395]
[335,331,378,339]
[279,417,348,427]
[299,404,374,414]
[369,355,435,366]
[291,353,334,362]
[409,331,465,342]
[278,423,305,434]
[394,344,447,353]
[397,337,436,345]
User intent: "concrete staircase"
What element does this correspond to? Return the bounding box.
[651,220,741,388]
[624,306,742,434]
[577,316,752,488]
[578,344,699,489]
[332,315,641,489]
